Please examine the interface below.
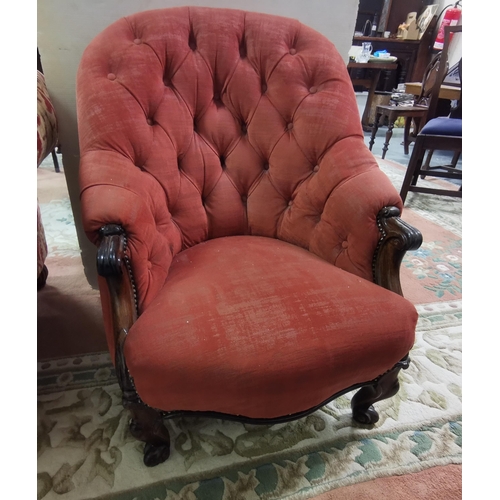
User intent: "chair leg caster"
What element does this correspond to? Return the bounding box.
[143,441,171,467]
[127,403,171,466]
[352,404,380,425]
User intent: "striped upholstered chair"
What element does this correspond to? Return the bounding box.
[76,7,422,466]
[37,70,58,289]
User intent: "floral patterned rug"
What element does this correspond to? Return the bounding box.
[378,158,461,304]
[37,156,461,500]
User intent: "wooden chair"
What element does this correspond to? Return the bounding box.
[400,25,462,202]
[368,51,447,159]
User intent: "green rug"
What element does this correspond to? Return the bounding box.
[37,301,461,500]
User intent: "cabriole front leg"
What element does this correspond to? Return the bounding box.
[351,356,410,424]
[126,401,171,467]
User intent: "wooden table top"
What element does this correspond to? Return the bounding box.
[347,61,398,70]
[405,82,461,100]
[353,36,420,44]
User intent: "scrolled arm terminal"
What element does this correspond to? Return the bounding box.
[373,206,423,296]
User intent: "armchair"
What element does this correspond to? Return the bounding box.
[77,7,422,467]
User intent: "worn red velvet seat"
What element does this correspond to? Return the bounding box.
[77,6,422,467]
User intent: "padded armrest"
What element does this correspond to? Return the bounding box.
[278,139,403,282]
[80,150,183,311]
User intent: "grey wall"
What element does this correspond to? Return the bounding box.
[36,0,360,287]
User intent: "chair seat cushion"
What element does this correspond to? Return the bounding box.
[125,236,417,419]
[421,117,462,136]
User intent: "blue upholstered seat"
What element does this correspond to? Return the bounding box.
[420,117,462,136]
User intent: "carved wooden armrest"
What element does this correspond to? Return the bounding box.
[372,206,423,296]
[97,223,138,401]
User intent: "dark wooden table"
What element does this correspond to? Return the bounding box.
[405,82,461,101]
[348,61,398,131]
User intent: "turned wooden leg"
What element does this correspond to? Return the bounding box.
[351,356,410,425]
[403,117,412,155]
[369,112,382,152]
[51,149,60,173]
[381,119,395,159]
[126,402,171,467]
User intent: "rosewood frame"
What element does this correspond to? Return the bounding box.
[96,206,422,466]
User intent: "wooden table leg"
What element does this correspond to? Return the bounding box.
[361,69,382,132]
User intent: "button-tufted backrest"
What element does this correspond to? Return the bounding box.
[78,7,402,312]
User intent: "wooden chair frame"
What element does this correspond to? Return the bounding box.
[368,51,447,159]
[400,25,462,202]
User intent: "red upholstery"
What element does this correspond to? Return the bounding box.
[78,7,402,314]
[77,7,415,419]
[125,236,416,418]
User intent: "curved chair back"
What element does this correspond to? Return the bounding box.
[415,51,447,107]
[77,7,401,309]
[425,25,462,122]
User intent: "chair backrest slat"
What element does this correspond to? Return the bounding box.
[425,25,462,123]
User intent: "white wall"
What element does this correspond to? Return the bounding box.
[37,0,359,287]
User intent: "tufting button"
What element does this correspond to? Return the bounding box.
[288,200,293,207]
[342,240,348,249]
[263,162,269,171]
[188,31,197,51]
[309,86,318,94]
[261,84,267,94]
[241,195,247,203]
[286,122,293,131]
[214,93,220,101]
[107,73,116,81]
[147,118,154,126]
[147,261,153,270]
[289,48,297,55]
[134,38,142,45]
[313,165,320,172]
